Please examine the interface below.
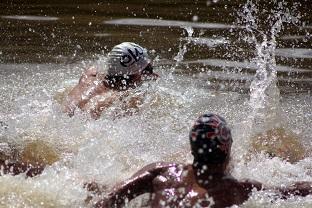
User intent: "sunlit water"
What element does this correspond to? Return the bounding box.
[0,1,312,207]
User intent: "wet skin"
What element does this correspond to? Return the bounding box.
[94,162,261,208]
[94,161,312,208]
[150,164,260,208]
[62,67,112,118]
[62,66,158,119]
[1,144,311,207]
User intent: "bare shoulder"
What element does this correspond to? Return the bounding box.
[220,175,263,190]
[238,178,263,190]
[131,162,178,178]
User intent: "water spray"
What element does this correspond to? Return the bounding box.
[238,0,301,132]
[237,0,306,162]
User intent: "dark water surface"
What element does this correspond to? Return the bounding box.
[0,0,311,93]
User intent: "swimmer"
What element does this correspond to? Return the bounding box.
[62,42,158,119]
[94,113,312,208]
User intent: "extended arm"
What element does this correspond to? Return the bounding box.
[95,162,175,208]
[242,180,312,198]
[279,181,312,198]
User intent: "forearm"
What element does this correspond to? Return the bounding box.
[94,163,174,208]
[95,172,154,208]
[279,182,312,197]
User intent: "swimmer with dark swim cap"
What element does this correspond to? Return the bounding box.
[190,113,232,166]
[3,114,312,206]
[62,42,158,119]
[93,113,312,208]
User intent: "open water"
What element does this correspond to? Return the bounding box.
[0,0,311,207]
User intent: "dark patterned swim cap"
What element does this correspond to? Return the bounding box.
[190,113,232,164]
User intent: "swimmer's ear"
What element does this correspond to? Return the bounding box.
[78,67,97,84]
[85,67,98,77]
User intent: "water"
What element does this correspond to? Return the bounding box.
[240,0,301,147]
[0,0,312,207]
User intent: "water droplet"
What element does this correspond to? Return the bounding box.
[192,15,199,22]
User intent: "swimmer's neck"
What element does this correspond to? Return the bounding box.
[192,161,228,181]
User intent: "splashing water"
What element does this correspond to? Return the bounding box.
[0,1,311,207]
[167,26,194,81]
[229,2,312,199]
[1,60,245,207]
[173,26,194,66]
[238,0,302,135]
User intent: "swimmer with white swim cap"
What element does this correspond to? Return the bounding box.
[63,42,158,119]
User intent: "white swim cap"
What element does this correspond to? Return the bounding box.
[107,42,151,76]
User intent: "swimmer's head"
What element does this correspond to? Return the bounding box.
[190,113,232,165]
[107,42,151,76]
